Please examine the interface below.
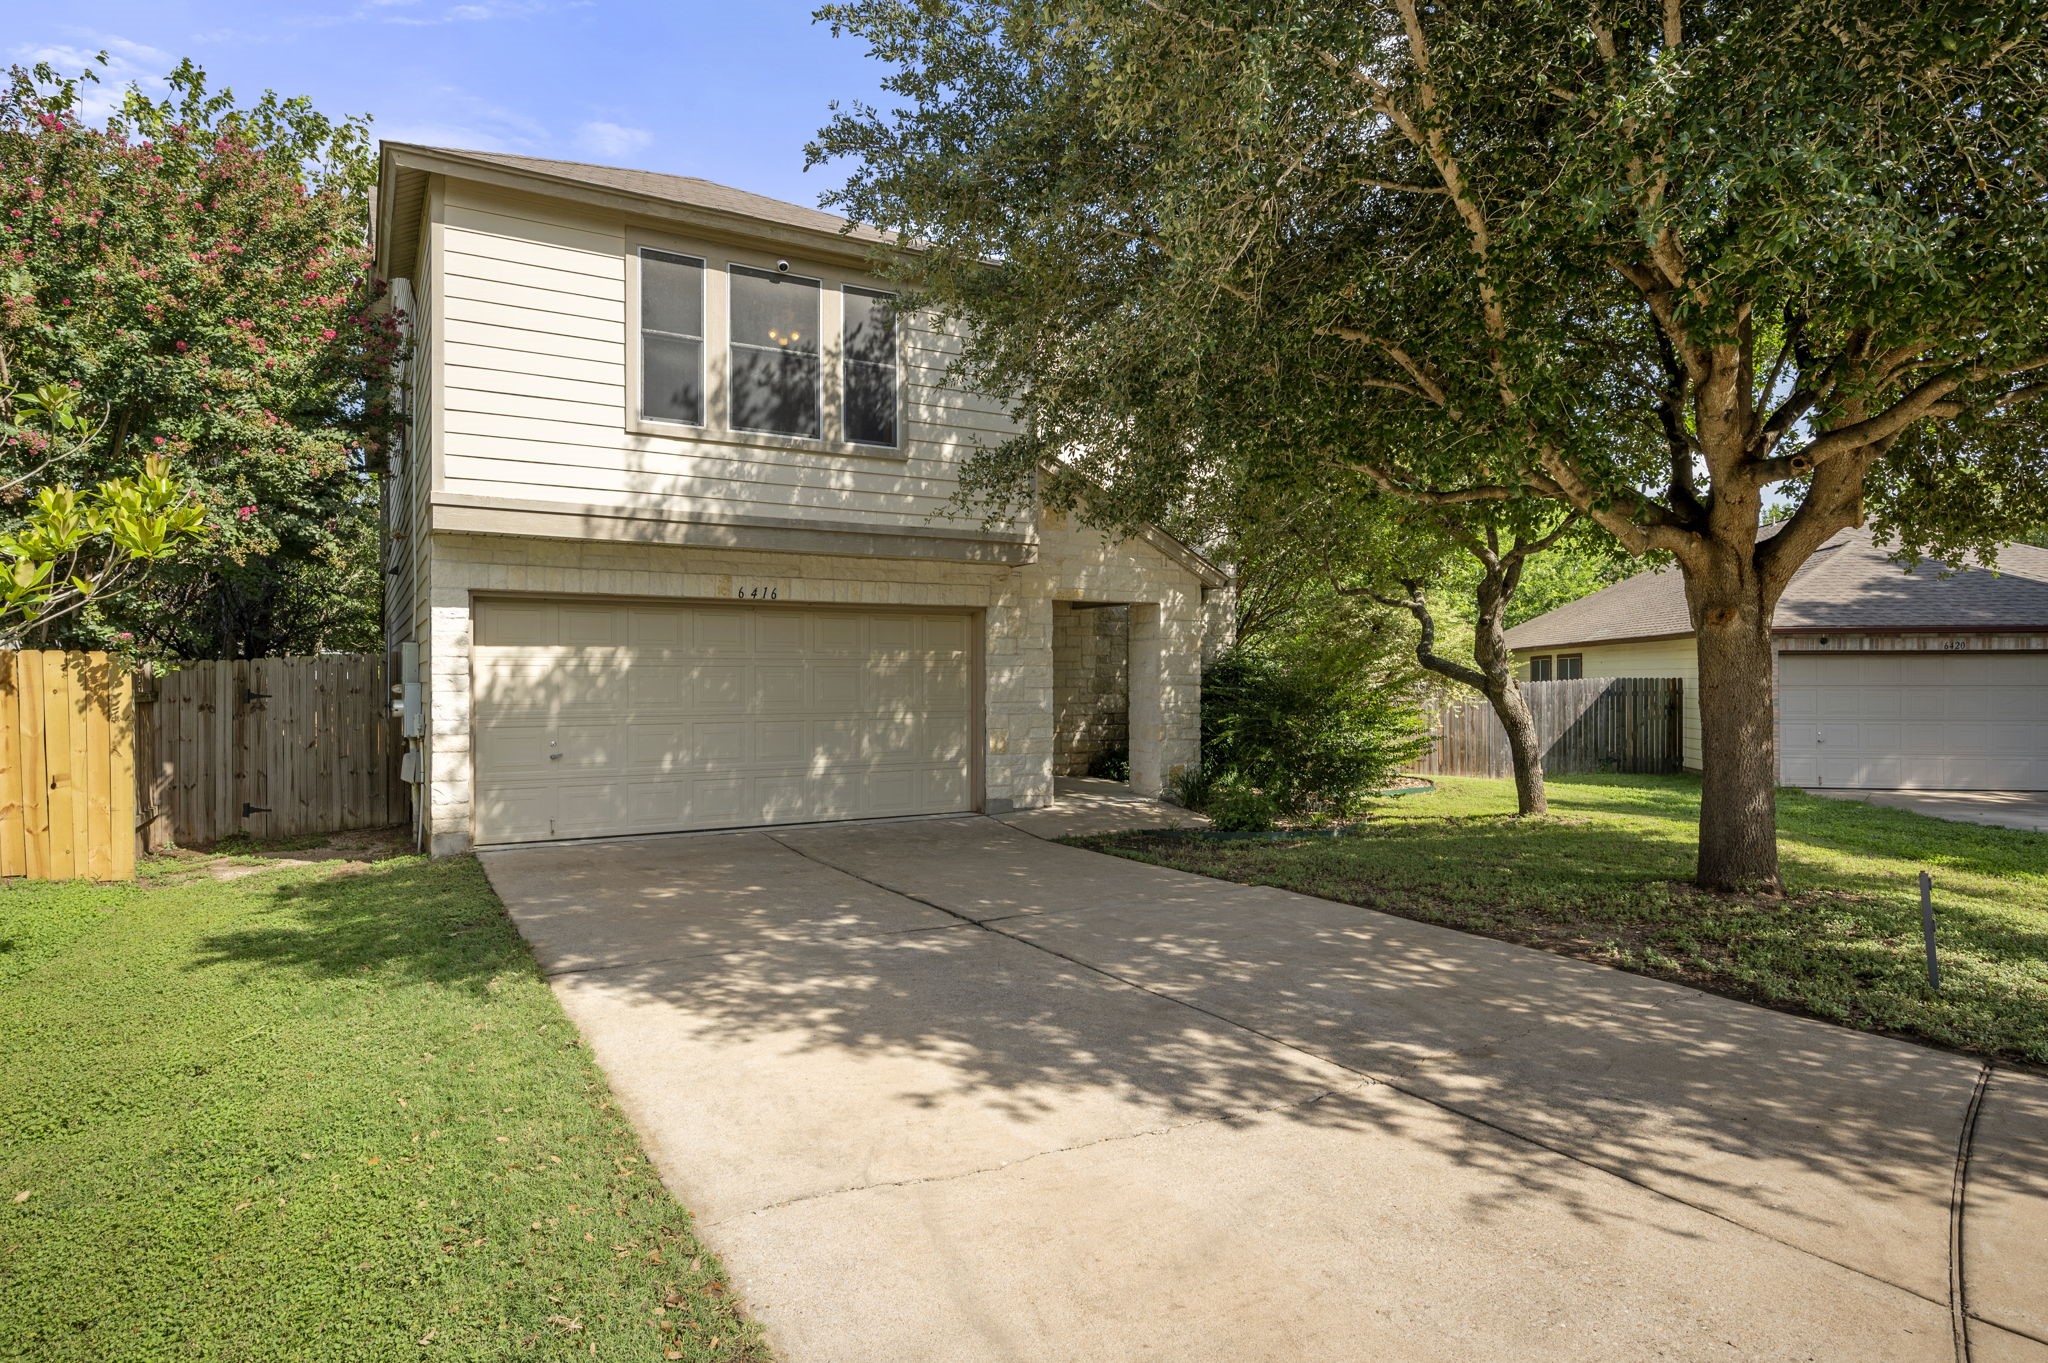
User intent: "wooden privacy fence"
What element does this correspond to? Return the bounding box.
[0,651,138,881]
[136,655,407,852]
[1409,676,1684,779]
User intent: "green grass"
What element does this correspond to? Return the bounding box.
[0,850,767,1363]
[1073,775,2048,1064]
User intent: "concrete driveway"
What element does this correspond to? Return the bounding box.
[1804,787,2048,834]
[480,805,2048,1363]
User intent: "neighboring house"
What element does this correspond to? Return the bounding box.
[1502,527,2048,790]
[372,145,1226,854]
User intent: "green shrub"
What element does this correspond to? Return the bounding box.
[1199,642,1427,817]
[1165,763,1217,810]
[1205,784,1280,832]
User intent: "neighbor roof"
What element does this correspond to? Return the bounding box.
[374,142,893,283]
[1503,527,2048,650]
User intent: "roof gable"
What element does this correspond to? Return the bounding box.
[374,142,893,282]
[1503,528,2048,650]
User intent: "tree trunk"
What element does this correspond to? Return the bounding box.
[1488,678,1548,816]
[1390,565,1548,817]
[1470,575,1547,817]
[1690,581,1783,893]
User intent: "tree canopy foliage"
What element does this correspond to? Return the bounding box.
[0,57,399,658]
[814,0,2048,887]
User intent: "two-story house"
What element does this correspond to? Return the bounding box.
[373,144,1225,854]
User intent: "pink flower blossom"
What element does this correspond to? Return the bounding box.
[236,505,257,520]
[320,329,336,340]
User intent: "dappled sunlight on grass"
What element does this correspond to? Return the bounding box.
[0,853,765,1363]
[1076,774,2048,1062]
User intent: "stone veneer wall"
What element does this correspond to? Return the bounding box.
[416,514,1206,855]
[1052,603,1130,777]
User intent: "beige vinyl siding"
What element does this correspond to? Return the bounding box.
[433,182,1020,533]
[1525,637,1702,771]
[384,194,437,654]
[410,194,439,648]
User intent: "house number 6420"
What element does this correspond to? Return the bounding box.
[735,585,779,600]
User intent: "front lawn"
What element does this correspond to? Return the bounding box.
[1074,775,2048,1064]
[0,847,766,1362]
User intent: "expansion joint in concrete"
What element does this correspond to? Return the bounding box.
[777,820,1957,1319]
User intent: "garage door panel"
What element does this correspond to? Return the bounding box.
[871,616,918,652]
[815,615,863,652]
[690,664,749,708]
[812,665,864,709]
[472,601,977,843]
[756,611,807,653]
[694,613,749,653]
[1777,652,2048,791]
[756,665,807,709]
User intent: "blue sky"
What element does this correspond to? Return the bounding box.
[9,2,895,208]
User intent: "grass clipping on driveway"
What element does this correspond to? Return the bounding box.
[1074,775,2048,1064]
[0,850,766,1363]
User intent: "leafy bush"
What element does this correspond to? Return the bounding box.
[1204,783,1279,832]
[1199,641,1428,818]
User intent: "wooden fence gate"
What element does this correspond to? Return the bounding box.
[135,655,407,852]
[1409,676,1684,779]
[0,651,137,881]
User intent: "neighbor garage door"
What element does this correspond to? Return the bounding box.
[471,598,975,844]
[1777,652,2048,789]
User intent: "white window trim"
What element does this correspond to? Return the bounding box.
[633,246,708,430]
[623,230,907,460]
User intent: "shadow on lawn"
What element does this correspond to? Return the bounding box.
[185,858,523,994]
[467,819,1993,1296]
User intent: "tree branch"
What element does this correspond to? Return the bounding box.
[1342,576,1490,693]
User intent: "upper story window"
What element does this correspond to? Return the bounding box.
[1528,656,1554,682]
[630,240,903,454]
[729,265,822,439]
[842,286,898,448]
[638,249,705,426]
[1555,654,1584,680]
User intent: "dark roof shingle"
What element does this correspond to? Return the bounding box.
[1502,527,2048,649]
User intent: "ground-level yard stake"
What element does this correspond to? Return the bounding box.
[1920,871,1941,991]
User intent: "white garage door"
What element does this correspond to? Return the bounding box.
[472,598,976,844]
[1777,652,2048,790]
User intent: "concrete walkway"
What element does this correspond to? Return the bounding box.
[1804,787,2048,834]
[480,799,2048,1363]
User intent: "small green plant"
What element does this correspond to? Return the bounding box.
[1086,745,1131,782]
[1205,783,1279,833]
[1165,763,1217,811]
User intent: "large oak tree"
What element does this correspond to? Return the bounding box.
[815,0,2048,890]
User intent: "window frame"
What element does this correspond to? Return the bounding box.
[726,261,826,442]
[839,283,902,451]
[1527,655,1554,682]
[1555,653,1584,680]
[622,230,909,460]
[633,246,709,431]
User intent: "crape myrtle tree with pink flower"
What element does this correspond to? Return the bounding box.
[0,56,402,659]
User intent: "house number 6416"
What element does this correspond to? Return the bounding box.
[734,585,779,600]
